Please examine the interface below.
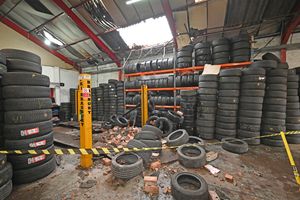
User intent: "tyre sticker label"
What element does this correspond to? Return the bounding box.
[28,154,46,165]
[20,127,39,137]
[29,140,46,148]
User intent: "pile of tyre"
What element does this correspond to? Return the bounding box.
[261,60,287,146]
[124,57,174,74]
[286,69,300,143]
[237,64,266,145]
[180,90,197,135]
[95,85,104,120]
[108,82,117,119]
[150,96,180,105]
[197,74,218,139]
[103,84,110,121]
[0,49,55,184]
[91,88,97,120]
[116,81,124,115]
[231,34,250,63]
[69,88,76,119]
[212,38,230,64]
[59,102,71,121]
[176,45,193,68]
[194,41,212,66]
[0,52,13,199]
[215,69,241,140]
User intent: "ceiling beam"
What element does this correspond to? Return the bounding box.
[162,0,178,50]
[1,17,80,71]
[53,0,121,67]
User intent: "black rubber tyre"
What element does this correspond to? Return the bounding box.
[4,131,53,150]
[4,98,51,111]
[213,45,230,53]
[199,101,217,107]
[13,157,56,184]
[198,82,218,88]
[242,67,266,75]
[232,49,250,57]
[5,109,52,124]
[134,131,160,140]
[263,104,286,112]
[166,129,189,146]
[0,180,12,200]
[198,94,217,101]
[265,91,287,98]
[0,64,7,75]
[0,163,12,187]
[240,89,265,97]
[197,127,215,139]
[8,145,54,170]
[127,139,151,165]
[111,152,143,180]
[3,120,52,140]
[115,116,128,127]
[266,84,287,91]
[213,58,229,64]
[241,75,266,82]
[219,83,240,90]
[215,127,236,136]
[137,139,162,153]
[6,59,40,73]
[239,117,262,125]
[239,103,263,110]
[241,82,265,89]
[249,60,277,69]
[2,86,50,98]
[218,90,240,97]
[167,110,184,123]
[177,145,206,168]
[141,125,163,138]
[232,42,250,50]
[2,72,49,86]
[213,52,230,59]
[171,172,209,200]
[216,121,236,129]
[264,98,286,105]
[198,88,217,95]
[0,52,6,65]
[239,110,262,118]
[1,49,41,64]
[240,96,264,104]
[188,136,205,146]
[217,109,238,117]
[198,75,218,82]
[217,103,238,110]
[268,69,288,77]
[154,117,174,137]
[219,77,240,83]
[219,68,242,77]
[287,82,299,89]
[262,53,281,63]
[216,115,237,123]
[221,138,248,154]
[267,77,287,84]
[146,115,159,125]
[261,138,283,147]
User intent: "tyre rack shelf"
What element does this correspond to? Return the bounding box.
[125,86,198,92]
[124,61,252,77]
[126,104,180,109]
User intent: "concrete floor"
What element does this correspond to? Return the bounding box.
[7,143,300,200]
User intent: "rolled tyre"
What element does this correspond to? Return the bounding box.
[166,129,189,146]
[111,152,143,180]
[2,72,50,86]
[0,163,12,187]
[5,109,52,124]
[171,172,209,200]
[127,139,151,165]
[2,86,50,98]
[177,145,206,168]
[221,138,248,154]
[4,98,52,111]
[141,125,163,138]
[115,116,128,127]
[0,180,12,200]
[154,117,174,137]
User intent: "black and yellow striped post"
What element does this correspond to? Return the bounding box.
[141,84,148,126]
[78,74,93,168]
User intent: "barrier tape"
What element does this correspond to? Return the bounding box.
[0,131,300,155]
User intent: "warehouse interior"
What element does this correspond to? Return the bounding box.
[0,0,300,199]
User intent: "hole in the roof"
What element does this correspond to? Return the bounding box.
[24,0,53,15]
[118,16,172,48]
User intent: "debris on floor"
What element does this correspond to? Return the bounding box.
[143,176,159,195]
[206,151,219,162]
[205,164,220,175]
[79,180,97,189]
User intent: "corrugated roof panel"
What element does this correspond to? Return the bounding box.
[149,0,163,16]
[114,0,140,25]
[101,30,129,51]
[71,39,101,57]
[133,1,153,20]
[263,0,296,19]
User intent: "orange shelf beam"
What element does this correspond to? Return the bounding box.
[124,61,251,77]
[125,86,198,92]
[125,104,180,109]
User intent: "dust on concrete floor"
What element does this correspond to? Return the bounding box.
[7,144,300,200]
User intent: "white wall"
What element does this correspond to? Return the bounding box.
[91,72,118,87]
[42,66,79,105]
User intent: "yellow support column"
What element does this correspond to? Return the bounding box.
[141,84,148,126]
[280,131,300,185]
[78,74,93,168]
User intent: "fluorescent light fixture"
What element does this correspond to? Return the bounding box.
[44,39,51,46]
[118,16,172,48]
[126,0,143,5]
[43,30,63,46]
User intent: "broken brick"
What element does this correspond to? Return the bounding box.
[144,184,159,195]
[102,158,111,166]
[209,190,220,200]
[225,173,234,183]
[144,176,157,183]
[163,187,171,194]
[150,160,161,171]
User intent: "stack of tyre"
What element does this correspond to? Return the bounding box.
[237,65,266,145]
[215,69,241,140]
[194,42,212,66]
[69,88,76,119]
[95,86,104,121]
[108,83,117,118]
[261,60,287,146]
[286,69,300,143]
[197,74,218,139]
[103,84,110,121]
[117,81,124,115]
[0,52,13,199]
[91,88,97,120]
[212,38,230,64]
[180,90,197,135]
[1,49,55,184]
[176,45,193,68]
[230,35,251,63]
[60,102,71,121]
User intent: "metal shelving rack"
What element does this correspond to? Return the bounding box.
[124,61,252,110]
